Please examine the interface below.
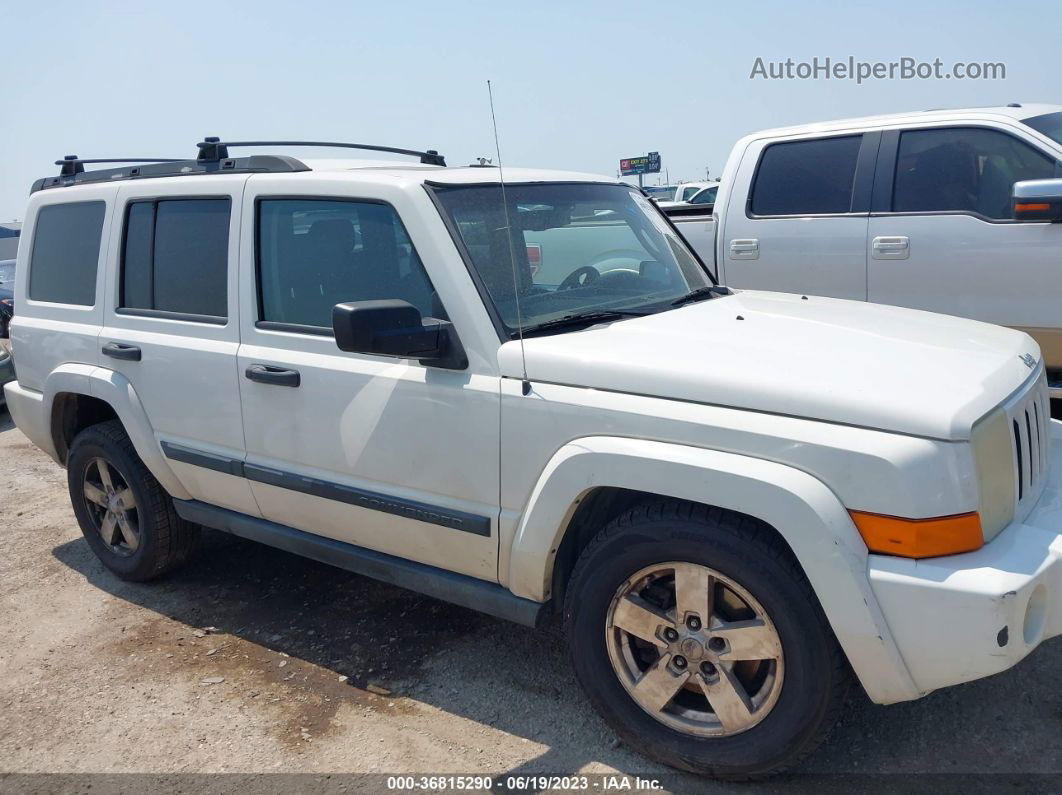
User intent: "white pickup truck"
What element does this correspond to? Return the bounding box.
[665,104,1062,396]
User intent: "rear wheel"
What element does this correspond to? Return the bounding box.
[564,500,849,779]
[67,420,199,581]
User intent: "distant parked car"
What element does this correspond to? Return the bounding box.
[0,259,14,338]
[0,224,20,261]
[656,181,720,210]
[642,185,677,202]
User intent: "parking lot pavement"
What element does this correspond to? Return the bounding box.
[0,409,1060,791]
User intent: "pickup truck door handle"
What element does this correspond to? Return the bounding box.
[101,342,142,361]
[729,238,759,260]
[245,364,301,388]
[872,236,910,260]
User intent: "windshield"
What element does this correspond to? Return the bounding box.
[1024,112,1062,147]
[434,183,712,336]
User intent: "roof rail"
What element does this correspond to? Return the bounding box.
[55,155,184,177]
[195,138,447,166]
[32,137,447,194]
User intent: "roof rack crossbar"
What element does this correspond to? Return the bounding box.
[55,155,184,177]
[195,139,447,166]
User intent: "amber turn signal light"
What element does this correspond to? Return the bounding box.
[849,511,984,559]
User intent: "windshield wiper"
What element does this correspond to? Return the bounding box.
[519,309,649,337]
[670,285,730,307]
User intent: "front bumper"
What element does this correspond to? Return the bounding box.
[869,419,1062,696]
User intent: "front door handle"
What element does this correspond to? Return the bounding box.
[245,364,301,388]
[872,235,910,260]
[102,342,142,361]
[730,238,759,260]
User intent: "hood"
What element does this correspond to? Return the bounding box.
[498,291,1041,440]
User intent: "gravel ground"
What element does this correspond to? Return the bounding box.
[0,394,1060,793]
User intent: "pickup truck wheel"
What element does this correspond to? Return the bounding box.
[67,420,199,581]
[564,500,848,779]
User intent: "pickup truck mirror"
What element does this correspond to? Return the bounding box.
[1013,178,1062,222]
[332,299,467,370]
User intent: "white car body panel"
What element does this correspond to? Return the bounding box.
[498,290,1039,441]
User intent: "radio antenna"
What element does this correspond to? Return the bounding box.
[487,79,530,395]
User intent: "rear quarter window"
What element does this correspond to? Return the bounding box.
[28,201,105,305]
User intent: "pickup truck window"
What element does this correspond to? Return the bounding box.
[1023,111,1062,147]
[433,183,711,336]
[750,135,862,216]
[121,199,230,319]
[892,127,1058,220]
[28,201,105,306]
[689,186,718,205]
[257,198,438,329]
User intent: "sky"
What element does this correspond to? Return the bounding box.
[0,0,1058,221]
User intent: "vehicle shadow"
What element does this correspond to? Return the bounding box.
[51,530,1061,791]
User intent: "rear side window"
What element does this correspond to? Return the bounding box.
[29,201,105,305]
[256,198,439,329]
[892,127,1059,220]
[750,135,863,216]
[121,198,230,320]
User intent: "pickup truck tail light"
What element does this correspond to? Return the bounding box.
[526,244,541,277]
[849,510,984,558]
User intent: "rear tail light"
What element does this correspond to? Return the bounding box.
[526,244,541,277]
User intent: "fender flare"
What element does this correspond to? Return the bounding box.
[42,363,191,499]
[506,436,920,704]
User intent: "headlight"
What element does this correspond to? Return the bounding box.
[971,407,1016,541]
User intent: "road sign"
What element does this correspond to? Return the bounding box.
[619,152,661,177]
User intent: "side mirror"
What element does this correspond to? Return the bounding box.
[332,299,467,370]
[1013,179,1062,222]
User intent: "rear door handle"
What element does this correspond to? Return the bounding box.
[245,364,300,388]
[872,235,910,259]
[729,238,759,260]
[102,342,141,361]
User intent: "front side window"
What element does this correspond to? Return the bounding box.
[121,198,230,318]
[29,201,105,305]
[892,127,1059,220]
[433,183,712,335]
[257,199,439,329]
[680,185,702,202]
[750,135,863,216]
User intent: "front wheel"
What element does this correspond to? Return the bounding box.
[564,500,849,779]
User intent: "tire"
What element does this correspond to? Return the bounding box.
[67,419,199,581]
[564,499,849,780]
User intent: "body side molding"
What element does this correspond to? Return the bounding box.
[160,441,492,536]
[174,500,544,626]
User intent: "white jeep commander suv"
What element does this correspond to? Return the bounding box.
[5,139,1061,779]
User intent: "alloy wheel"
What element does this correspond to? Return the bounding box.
[605,561,784,737]
[82,457,140,557]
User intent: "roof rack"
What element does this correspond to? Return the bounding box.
[55,155,184,177]
[195,138,446,166]
[31,137,447,193]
